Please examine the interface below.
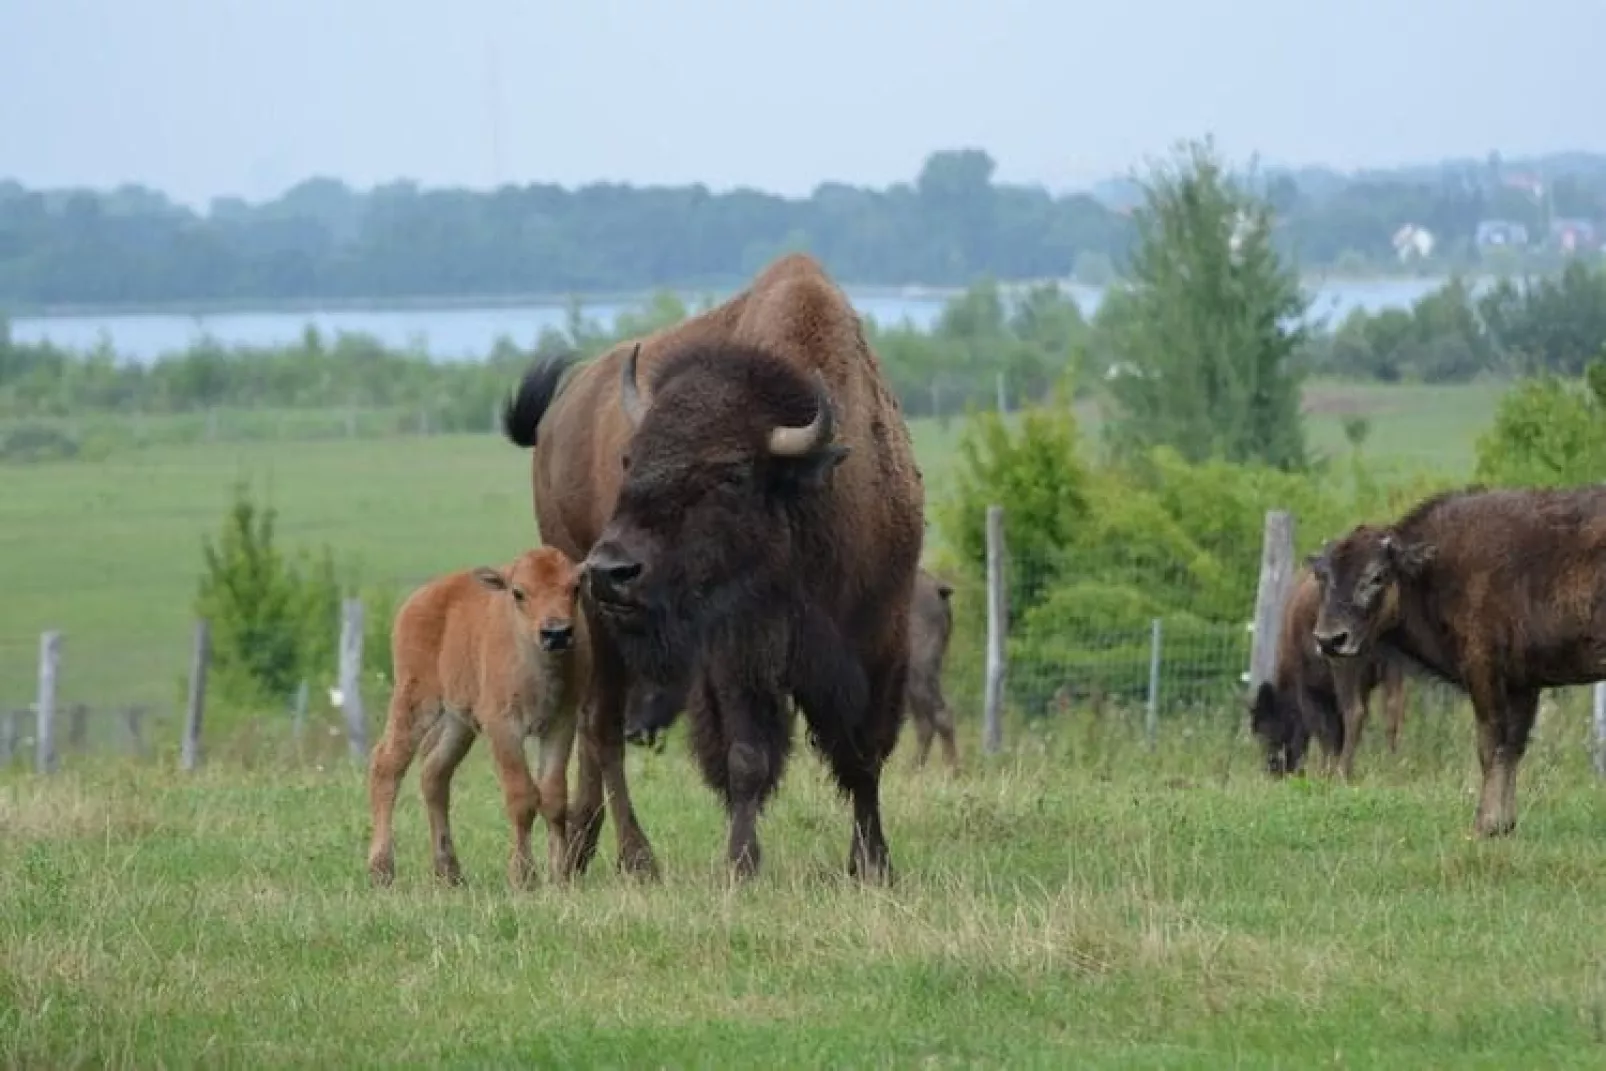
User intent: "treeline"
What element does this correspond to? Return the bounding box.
[6,253,1606,455]
[4,147,1606,308]
[1303,258,1606,383]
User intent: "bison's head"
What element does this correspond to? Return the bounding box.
[1248,682,1309,777]
[474,546,585,654]
[582,342,850,683]
[1308,525,1436,660]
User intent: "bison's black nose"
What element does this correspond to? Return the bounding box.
[1314,629,1352,657]
[538,622,574,651]
[584,545,643,600]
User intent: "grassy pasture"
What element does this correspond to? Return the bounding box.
[4,694,1606,1066]
[8,374,1606,1064]
[0,377,1508,725]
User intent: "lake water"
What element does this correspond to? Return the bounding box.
[6,276,1458,365]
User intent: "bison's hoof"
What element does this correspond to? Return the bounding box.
[617,848,662,882]
[368,857,395,888]
[848,850,894,887]
[1474,816,1517,838]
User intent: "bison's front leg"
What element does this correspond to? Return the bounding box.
[1333,670,1370,781]
[811,654,903,886]
[1472,685,1539,837]
[690,668,791,881]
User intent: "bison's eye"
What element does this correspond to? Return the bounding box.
[621,453,632,472]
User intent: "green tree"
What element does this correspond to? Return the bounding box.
[1097,137,1311,471]
[1473,359,1606,487]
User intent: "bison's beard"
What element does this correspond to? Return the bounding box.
[593,587,702,689]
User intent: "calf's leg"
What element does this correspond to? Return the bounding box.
[910,704,935,768]
[483,711,544,889]
[931,690,960,772]
[1334,671,1370,781]
[366,692,424,887]
[419,714,476,884]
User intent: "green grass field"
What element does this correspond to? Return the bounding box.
[10,374,1606,1065]
[0,379,1507,725]
[5,696,1606,1066]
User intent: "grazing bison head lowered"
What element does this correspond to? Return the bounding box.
[582,342,850,684]
[473,546,585,654]
[1308,526,1436,660]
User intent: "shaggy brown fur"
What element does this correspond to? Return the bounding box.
[502,253,925,883]
[1309,483,1606,836]
[907,568,960,772]
[365,546,590,889]
[1249,567,1408,778]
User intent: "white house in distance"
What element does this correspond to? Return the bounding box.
[1392,224,1435,262]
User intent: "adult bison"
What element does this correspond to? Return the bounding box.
[1249,566,1407,779]
[1308,483,1606,837]
[616,566,960,775]
[502,253,925,883]
[907,567,960,771]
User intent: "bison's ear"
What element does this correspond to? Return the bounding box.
[783,443,851,492]
[1383,535,1436,577]
[472,567,509,591]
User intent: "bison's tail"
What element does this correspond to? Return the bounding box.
[501,353,577,449]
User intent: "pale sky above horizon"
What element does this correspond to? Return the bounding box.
[1,0,1600,208]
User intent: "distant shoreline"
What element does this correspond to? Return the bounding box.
[2,268,1491,322]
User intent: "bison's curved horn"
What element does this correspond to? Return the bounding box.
[619,343,645,429]
[768,371,835,457]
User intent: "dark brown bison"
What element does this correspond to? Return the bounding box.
[619,566,959,775]
[1308,483,1606,836]
[1249,566,1408,778]
[907,567,960,771]
[503,253,925,883]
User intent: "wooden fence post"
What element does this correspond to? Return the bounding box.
[123,704,149,758]
[1248,510,1296,695]
[983,505,1007,755]
[339,598,369,760]
[1593,682,1606,779]
[1145,618,1163,749]
[36,630,61,774]
[181,620,210,771]
[0,708,20,764]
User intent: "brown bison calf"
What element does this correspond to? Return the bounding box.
[907,568,960,771]
[1309,484,1606,837]
[1250,566,1407,779]
[366,546,590,888]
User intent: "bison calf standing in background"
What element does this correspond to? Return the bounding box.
[907,568,960,772]
[366,546,590,888]
[1250,566,1407,778]
[1309,484,1606,836]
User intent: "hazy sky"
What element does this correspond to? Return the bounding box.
[1,0,1599,208]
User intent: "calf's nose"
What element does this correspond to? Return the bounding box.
[538,621,574,651]
[584,543,643,599]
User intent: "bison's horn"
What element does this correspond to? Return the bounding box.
[619,343,645,429]
[768,371,835,457]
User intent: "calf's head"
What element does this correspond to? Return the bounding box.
[1307,525,1435,660]
[473,546,585,654]
[582,343,849,682]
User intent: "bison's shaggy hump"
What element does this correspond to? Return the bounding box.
[646,340,831,429]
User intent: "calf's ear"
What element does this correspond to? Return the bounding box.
[472,567,509,591]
